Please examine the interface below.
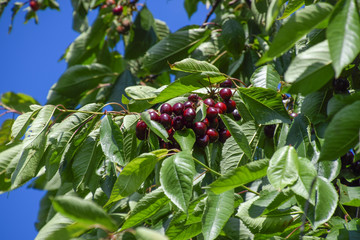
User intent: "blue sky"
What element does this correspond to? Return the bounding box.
[0,1,207,239]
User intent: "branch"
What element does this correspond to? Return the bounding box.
[202,0,222,27]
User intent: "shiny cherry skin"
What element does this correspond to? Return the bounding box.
[219,129,231,143]
[224,99,236,113]
[172,116,184,130]
[220,79,233,88]
[160,103,173,115]
[207,128,219,143]
[193,122,207,137]
[160,113,172,130]
[112,5,123,15]
[172,102,184,116]
[206,107,218,120]
[215,102,227,114]
[183,108,196,122]
[203,98,215,107]
[219,88,232,101]
[196,134,209,147]
[188,94,199,102]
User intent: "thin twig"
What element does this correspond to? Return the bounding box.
[202,0,222,27]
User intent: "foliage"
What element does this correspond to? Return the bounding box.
[1,0,360,239]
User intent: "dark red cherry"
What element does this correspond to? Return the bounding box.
[215,102,227,114]
[172,116,184,130]
[218,119,226,130]
[196,134,209,147]
[149,111,160,122]
[219,88,232,101]
[202,118,210,127]
[203,98,215,107]
[188,94,199,103]
[184,101,195,109]
[193,122,207,137]
[160,103,173,115]
[220,79,233,88]
[183,108,196,123]
[224,99,236,113]
[232,109,241,121]
[264,125,276,138]
[30,0,40,11]
[206,107,218,120]
[209,118,219,129]
[290,112,298,119]
[136,120,148,140]
[219,129,231,143]
[207,128,219,143]
[160,113,172,130]
[112,5,123,15]
[173,102,184,116]
[341,151,354,166]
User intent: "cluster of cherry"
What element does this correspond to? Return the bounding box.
[135,80,242,149]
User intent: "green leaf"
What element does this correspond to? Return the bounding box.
[11,105,57,188]
[238,87,291,124]
[108,70,138,111]
[1,92,39,113]
[141,112,169,141]
[223,217,254,240]
[267,146,299,190]
[160,151,195,212]
[135,227,169,240]
[35,213,73,240]
[265,0,286,32]
[52,63,114,97]
[167,223,202,240]
[10,110,39,141]
[52,195,116,231]
[154,19,170,40]
[143,28,211,73]
[125,6,157,59]
[173,128,196,151]
[150,72,226,104]
[184,0,199,18]
[311,176,338,229]
[71,133,102,191]
[202,190,234,240]
[220,114,252,159]
[221,18,245,56]
[257,3,333,65]
[284,40,334,95]
[278,0,304,20]
[319,100,360,161]
[106,150,168,206]
[207,159,269,194]
[170,58,220,73]
[236,196,301,234]
[122,187,170,230]
[290,157,317,202]
[126,85,157,100]
[249,189,294,218]
[250,65,281,91]
[285,114,311,158]
[338,181,360,207]
[327,0,360,77]
[301,90,330,124]
[100,115,125,165]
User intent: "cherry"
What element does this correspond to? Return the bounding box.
[160,103,173,115]
[203,98,215,107]
[209,118,219,129]
[196,134,209,147]
[172,102,184,116]
[193,122,207,137]
[341,151,354,166]
[219,129,231,143]
[333,78,349,93]
[188,94,199,103]
[202,118,210,127]
[136,120,147,140]
[184,101,195,109]
[112,5,123,15]
[206,107,218,120]
[172,116,184,130]
[215,102,227,114]
[106,0,115,4]
[232,109,241,121]
[149,111,160,122]
[183,108,196,122]
[30,0,40,11]
[160,113,172,130]
[219,88,232,101]
[218,119,226,130]
[289,112,298,119]
[264,125,276,138]
[220,79,233,88]
[224,99,236,113]
[207,129,219,143]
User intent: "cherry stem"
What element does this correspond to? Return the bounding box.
[191,157,221,176]
[338,202,352,221]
